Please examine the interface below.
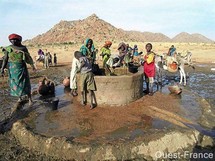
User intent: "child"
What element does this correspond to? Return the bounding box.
[143,43,155,96]
[133,44,139,63]
[70,51,81,96]
[79,52,97,109]
[54,53,57,66]
[44,52,50,69]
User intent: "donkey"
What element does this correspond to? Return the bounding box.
[155,51,194,86]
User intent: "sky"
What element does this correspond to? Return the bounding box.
[1,0,215,46]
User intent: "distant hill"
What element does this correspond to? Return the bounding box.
[172,32,214,43]
[126,31,171,42]
[24,14,214,45]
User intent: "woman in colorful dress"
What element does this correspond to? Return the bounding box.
[143,43,155,96]
[1,33,36,107]
[100,41,112,68]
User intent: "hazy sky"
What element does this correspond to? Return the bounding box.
[1,0,215,46]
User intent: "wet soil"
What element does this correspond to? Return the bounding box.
[0,132,62,161]
[23,92,183,143]
[0,64,72,161]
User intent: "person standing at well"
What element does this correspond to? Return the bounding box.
[79,53,97,109]
[70,51,82,96]
[1,33,36,107]
[100,41,112,68]
[143,43,155,96]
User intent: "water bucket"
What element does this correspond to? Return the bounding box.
[168,85,182,95]
[167,62,178,73]
[128,62,139,73]
[47,97,59,110]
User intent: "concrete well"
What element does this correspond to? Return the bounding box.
[77,69,143,106]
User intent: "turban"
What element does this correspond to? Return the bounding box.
[103,41,112,47]
[8,33,22,41]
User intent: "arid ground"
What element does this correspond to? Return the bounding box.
[27,42,215,64]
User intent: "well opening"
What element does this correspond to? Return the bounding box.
[77,67,143,106]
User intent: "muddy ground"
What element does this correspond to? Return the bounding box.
[0,62,215,160]
[0,64,71,161]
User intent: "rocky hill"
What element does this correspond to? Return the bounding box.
[25,14,131,45]
[24,14,214,45]
[172,32,214,43]
[126,31,171,42]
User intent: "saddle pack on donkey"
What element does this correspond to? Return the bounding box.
[165,56,178,73]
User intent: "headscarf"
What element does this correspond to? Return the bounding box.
[38,49,44,55]
[84,38,94,48]
[80,38,95,56]
[117,42,127,56]
[117,42,127,51]
[8,33,22,41]
[103,41,112,48]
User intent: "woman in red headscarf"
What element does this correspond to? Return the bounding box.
[1,33,36,109]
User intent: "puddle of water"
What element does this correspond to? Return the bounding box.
[161,64,215,137]
[188,72,215,107]
[100,116,174,142]
[196,64,209,68]
[27,95,176,141]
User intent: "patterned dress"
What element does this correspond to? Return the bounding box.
[4,45,34,97]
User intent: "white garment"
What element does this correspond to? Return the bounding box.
[44,54,49,68]
[40,55,45,59]
[106,57,120,67]
[70,58,81,89]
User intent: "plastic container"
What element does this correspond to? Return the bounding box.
[168,85,182,95]
[47,97,59,110]
[128,62,139,73]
